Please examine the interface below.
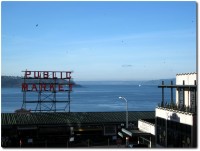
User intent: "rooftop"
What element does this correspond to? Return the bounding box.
[176,72,196,76]
[1,111,155,126]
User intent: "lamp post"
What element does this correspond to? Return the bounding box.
[119,96,128,129]
[119,96,129,147]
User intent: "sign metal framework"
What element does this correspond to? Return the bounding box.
[21,70,73,112]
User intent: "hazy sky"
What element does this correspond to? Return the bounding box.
[1,1,196,81]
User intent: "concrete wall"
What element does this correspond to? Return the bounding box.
[138,120,155,135]
[176,73,196,85]
[156,107,194,126]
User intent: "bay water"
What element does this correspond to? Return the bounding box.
[1,84,174,113]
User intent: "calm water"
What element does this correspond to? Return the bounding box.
[1,84,174,113]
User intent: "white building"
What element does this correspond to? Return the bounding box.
[155,72,197,147]
[138,119,155,147]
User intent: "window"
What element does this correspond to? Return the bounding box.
[104,125,116,136]
[178,88,184,108]
[190,88,196,112]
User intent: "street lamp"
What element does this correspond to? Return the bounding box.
[119,96,128,129]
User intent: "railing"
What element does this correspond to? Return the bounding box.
[157,101,196,114]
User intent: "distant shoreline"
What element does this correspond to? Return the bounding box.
[1,76,175,88]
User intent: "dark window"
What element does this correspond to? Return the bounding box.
[104,125,116,135]
[178,88,184,107]
[190,88,196,112]
[186,125,191,135]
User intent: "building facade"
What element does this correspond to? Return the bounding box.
[156,72,197,147]
[117,118,156,148]
[1,111,155,148]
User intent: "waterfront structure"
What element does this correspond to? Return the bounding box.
[118,72,197,148]
[156,72,197,147]
[138,119,155,147]
[1,111,154,148]
[118,118,155,148]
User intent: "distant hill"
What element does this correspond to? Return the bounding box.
[1,76,22,88]
[76,78,176,85]
[1,76,176,87]
[141,78,176,85]
[1,76,81,88]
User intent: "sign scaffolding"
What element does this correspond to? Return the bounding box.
[21,70,73,112]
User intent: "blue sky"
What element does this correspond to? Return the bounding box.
[1,1,196,81]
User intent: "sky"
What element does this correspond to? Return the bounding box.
[1,1,197,81]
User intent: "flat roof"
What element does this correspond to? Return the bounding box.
[1,111,155,126]
[129,129,151,136]
[121,128,151,137]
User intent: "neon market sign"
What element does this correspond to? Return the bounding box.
[22,71,72,92]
